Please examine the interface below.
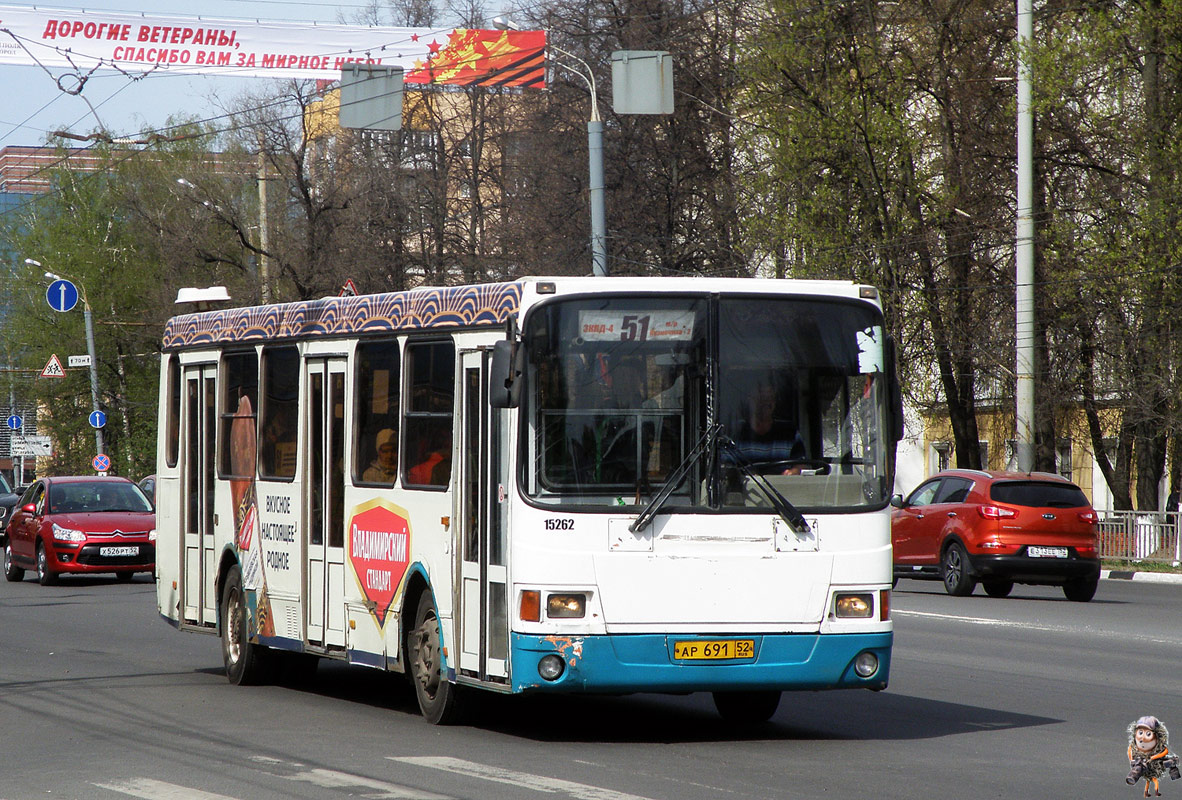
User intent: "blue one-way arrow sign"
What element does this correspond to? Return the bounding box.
[89,410,107,429]
[6,414,22,431]
[46,279,79,313]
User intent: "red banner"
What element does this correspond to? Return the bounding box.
[0,6,546,86]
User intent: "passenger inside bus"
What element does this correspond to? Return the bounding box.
[260,406,297,478]
[408,427,450,486]
[362,428,398,483]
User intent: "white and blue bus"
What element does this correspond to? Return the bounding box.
[154,276,902,723]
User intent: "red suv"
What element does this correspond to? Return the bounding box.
[892,470,1100,601]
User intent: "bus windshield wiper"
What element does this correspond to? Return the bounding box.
[717,436,811,536]
[630,423,722,534]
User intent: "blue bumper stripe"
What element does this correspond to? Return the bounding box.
[510,631,892,693]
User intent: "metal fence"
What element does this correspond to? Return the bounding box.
[1097,510,1182,565]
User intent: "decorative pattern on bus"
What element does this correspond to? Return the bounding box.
[162,282,523,348]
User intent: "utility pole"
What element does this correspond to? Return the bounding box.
[258,138,272,303]
[1015,0,1035,472]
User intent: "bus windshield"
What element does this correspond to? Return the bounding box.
[523,294,891,512]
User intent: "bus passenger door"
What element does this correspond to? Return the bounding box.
[305,357,348,648]
[458,349,509,683]
[181,363,217,627]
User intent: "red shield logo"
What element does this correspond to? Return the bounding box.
[348,501,412,626]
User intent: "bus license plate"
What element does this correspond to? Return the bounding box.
[673,639,754,661]
[1028,546,1067,558]
[101,546,138,557]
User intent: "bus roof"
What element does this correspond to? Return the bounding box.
[162,276,875,350]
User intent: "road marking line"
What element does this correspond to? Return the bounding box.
[93,778,240,800]
[390,756,657,800]
[285,767,451,799]
[894,609,1067,631]
[894,609,1180,643]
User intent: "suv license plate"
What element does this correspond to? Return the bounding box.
[673,639,754,661]
[1028,546,1067,558]
[100,546,138,557]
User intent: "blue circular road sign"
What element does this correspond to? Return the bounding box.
[6,414,21,431]
[89,410,107,429]
[92,453,110,472]
[46,279,79,313]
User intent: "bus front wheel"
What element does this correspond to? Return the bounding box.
[221,565,271,686]
[409,592,461,724]
[712,690,781,723]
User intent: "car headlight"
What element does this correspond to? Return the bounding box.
[52,523,87,543]
[148,528,157,542]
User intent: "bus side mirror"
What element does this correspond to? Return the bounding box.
[489,339,521,408]
[886,335,904,442]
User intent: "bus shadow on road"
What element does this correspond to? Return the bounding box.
[278,661,1053,742]
[460,689,1056,743]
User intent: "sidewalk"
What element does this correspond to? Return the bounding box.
[1102,569,1182,585]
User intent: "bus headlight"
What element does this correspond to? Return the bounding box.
[538,654,565,681]
[833,593,873,618]
[546,593,585,619]
[854,651,879,678]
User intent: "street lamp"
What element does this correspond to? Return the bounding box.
[177,176,271,301]
[26,259,105,457]
[493,17,607,276]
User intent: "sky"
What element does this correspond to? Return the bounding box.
[0,0,436,151]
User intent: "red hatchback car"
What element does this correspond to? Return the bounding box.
[3,476,156,586]
[891,469,1100,601]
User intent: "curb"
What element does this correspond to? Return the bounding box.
[1102,569,1182,585]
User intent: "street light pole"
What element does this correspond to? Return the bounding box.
[548,44,607,278]
[494,18,607,276]
[29,260,105,457]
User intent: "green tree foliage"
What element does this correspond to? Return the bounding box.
[1031,0,1182,508]
[1,134,252,478]
[741,0,1016,472]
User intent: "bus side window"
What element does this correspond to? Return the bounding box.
[403,340,454,489]
[165,356,181,468]
[219,350,259,479]
[354,339,401,486]
[259,346,299,480]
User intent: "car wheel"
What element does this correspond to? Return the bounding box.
[941,542,975,596]
[1063,576,1098,602]
[713,690,782,723]
[220,564,272,685]
[982,579,1013,598]
[409,592,461,725]
[4,541,25,582]
[36,541,57,586]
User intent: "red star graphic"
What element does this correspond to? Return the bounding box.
[428,39,441,54]
[410,33,419,42]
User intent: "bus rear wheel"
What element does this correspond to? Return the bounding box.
[220,565,271,685]
[712,690,781,723]
[409,592,461,725]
